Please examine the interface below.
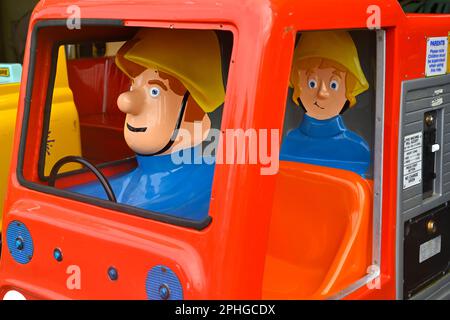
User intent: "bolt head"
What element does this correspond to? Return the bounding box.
[15,238,24,251]
[53,248,63,262]
[159,284,170,300]
[427,220,437,234]
[108,267,118,281]
[425,115,434,126]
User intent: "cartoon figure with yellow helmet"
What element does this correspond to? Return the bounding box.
[69,29,225,221]
[280,31,371,176]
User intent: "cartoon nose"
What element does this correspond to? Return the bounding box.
[117,89,147,115]
[317,81,330,99]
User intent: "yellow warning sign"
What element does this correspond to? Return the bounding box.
[0,67,10,77]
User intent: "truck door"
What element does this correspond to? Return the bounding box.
[262,29,385,299]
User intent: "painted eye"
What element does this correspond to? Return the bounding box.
[149,86,161,98]
[308,79,317,89]
[330,80,339,91]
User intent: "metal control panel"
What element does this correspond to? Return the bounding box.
[398,74,450,299]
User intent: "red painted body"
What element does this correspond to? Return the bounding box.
[0,0,449,299]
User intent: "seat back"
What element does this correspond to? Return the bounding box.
[66,57,130,117]
[66,57,134,163]
[263,161,372,299]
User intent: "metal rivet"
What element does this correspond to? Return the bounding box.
[53,248,63,262]
[427,220,437,234]
[108,267,118,281]
[425,114,434,126]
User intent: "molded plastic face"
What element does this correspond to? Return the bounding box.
[117,68,210,155]
[116,28,225,113]
[298,67,348,120]
[291,30,369,106]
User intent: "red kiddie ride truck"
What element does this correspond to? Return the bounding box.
[0,0,449,300]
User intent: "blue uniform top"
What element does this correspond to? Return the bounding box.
[280,114,371,177]
[69,145,215,222]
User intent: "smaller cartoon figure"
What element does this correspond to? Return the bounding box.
[280,31,371,176]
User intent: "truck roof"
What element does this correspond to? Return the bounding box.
[34,0,406,29]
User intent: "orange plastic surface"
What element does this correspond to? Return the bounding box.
[263,161,372,299]
[2,0,450,300]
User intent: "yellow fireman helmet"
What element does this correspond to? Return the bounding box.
[290,30,369,107]
[116,28,225,113]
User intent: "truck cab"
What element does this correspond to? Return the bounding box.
[0,49,81,233]
[0,0,449,300]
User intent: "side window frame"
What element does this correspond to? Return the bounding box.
[17,19,235,231]
[328,29,386,298]
[272,28,386,298]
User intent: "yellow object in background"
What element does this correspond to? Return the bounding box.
[0,83,20,232]
[0,47,82,232]
[43,47,82,176]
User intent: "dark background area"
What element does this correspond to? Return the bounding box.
[0,0,39,63]
[399,0,450,13]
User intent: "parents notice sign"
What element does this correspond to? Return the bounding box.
[425,37,448,77]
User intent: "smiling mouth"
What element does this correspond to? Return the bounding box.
[314,102,325,110]
[127,123,147,133]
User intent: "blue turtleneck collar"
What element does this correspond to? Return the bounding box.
[281,113,371,177]
[299,114,347,138]
[135,144,207,172]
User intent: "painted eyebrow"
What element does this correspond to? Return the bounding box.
[306,69,316,77]
[331,70,344,78]
[148,80,168,91]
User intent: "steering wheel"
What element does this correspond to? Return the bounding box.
[48,156,117,202]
